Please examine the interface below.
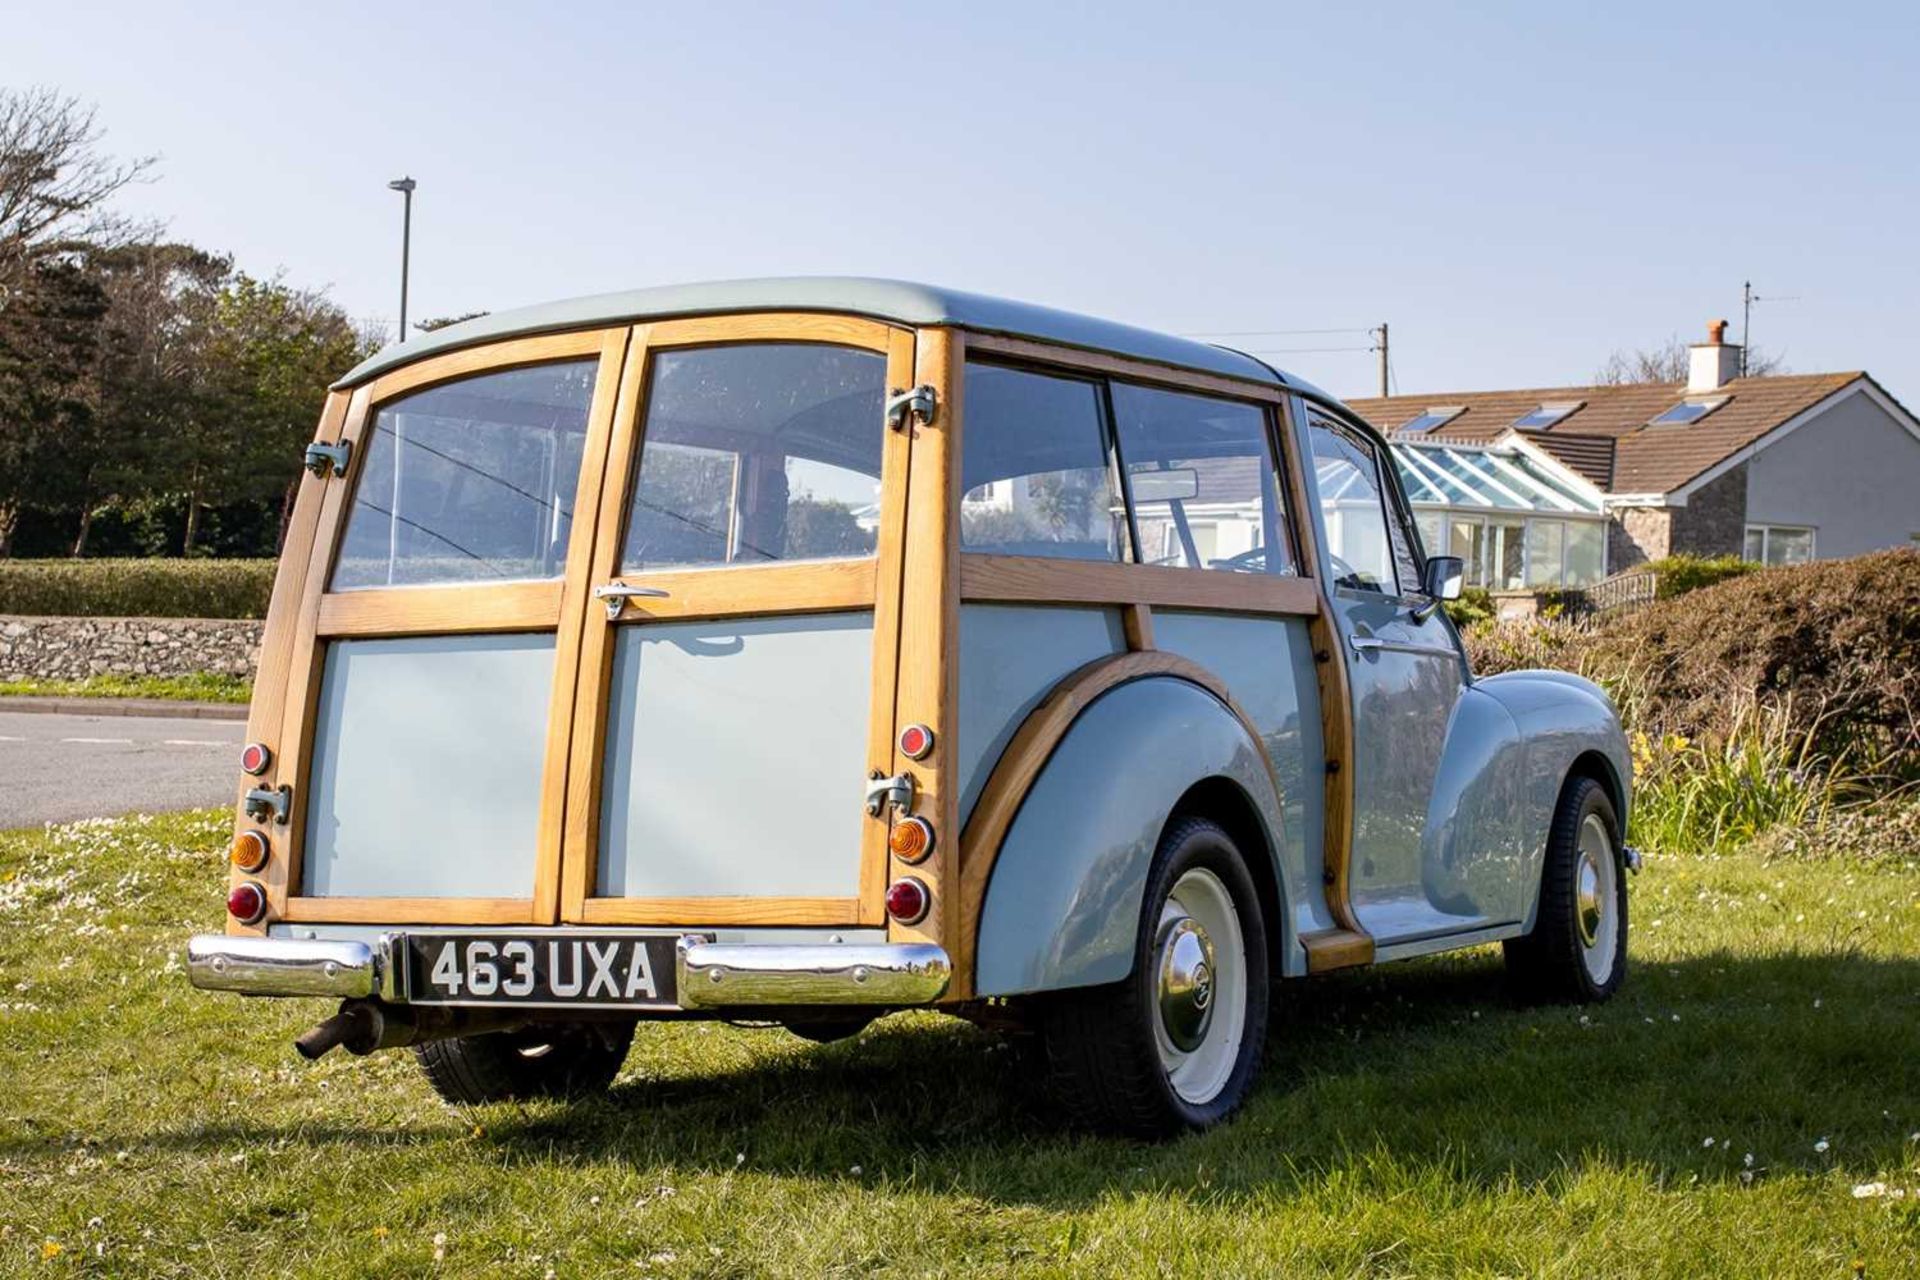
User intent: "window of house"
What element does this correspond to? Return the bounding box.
[1512,402,1583,430]
[1649,396,1730,426]
[959,363,1126,562]
[1745,524,1815,566]
[1109,382,1294,574]
[1397,406,1465,434]
[1309,416,1404,593]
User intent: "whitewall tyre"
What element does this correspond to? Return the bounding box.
[1040,816,1270,1137]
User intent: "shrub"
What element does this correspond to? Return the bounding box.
[0,559,276,619]
[1442,586,1495,629]
[1646,553,1756,599]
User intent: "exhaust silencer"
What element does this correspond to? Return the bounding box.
[294,1000,526,1059]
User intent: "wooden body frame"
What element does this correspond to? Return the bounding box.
[227,313,1374,988]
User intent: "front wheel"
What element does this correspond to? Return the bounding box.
[1505,776,1627,1002]
[1040,816,1270,1136]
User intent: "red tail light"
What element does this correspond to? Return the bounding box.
[227,882,267,925]
[885,876,930,925]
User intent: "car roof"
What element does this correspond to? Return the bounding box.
[333,276,1329,399]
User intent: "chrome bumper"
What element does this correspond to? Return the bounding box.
[187,934,388,999]
[186,934,951,1009]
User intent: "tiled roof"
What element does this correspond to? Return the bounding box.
[1345,372,1865,496]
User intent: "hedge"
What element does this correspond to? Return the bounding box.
[1646,553,1757,599]
[0,558,277,619]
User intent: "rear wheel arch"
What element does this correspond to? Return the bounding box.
[1169,776,1285,979]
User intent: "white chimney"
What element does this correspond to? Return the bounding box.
[1688,318,1742,392]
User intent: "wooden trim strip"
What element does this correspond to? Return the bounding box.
[959,554,1320,616]
[316,580,563,637]
[952,649,1277,998]
[1122,602,1155,652]
[886,329,963,963]
[283,897,534,925]
[603,558,877,624]
[226,390,350,935]
[642,312,902,353]
[364,330,610,405]
[964,331,1287,403]
[1274,393,1372,971]
[578,896,864,927]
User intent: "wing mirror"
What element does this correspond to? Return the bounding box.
[1410,555,1464,623]
[1423,555,1464,601]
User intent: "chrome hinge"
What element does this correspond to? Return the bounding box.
[244,784,291,826]
[864,770,916,818]
[304,440,351,478]
[884,385,937,432]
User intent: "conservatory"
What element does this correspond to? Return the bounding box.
[1387,438,1608,590]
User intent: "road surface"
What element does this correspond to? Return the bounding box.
[0,710,244,828]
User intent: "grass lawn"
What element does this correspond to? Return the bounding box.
[0,673,252,704]
[1,811,1916,1277]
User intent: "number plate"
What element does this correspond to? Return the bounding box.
[404,934,688,1010]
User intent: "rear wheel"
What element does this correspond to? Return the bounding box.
[1505,776,1627,1002]
[413,1020,635,1105]
[1040,816,1269,1136]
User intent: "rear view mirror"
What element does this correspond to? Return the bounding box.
[1423,555,1464,601]
[1128,468,1200,502]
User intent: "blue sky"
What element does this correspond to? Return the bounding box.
[7,1,1917,402]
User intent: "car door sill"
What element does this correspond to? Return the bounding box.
[1369,920,1526,964]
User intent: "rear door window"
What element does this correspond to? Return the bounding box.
[620,343,885,571]
[959,362,1126,562]
[332,360,597,590]
[1110,382,1294,574]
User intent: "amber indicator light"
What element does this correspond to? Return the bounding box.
[888,816,935,864]
[229,830,269,873]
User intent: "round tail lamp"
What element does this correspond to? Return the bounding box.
[227,881,268,925]
[888,816,935,864]
[239,742,272,776]
[229,830,269,873]
[885,876,930,926]
[897,723,935,761]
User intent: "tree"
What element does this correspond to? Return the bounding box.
[0,88,152,300]
[1593,335,1785,385]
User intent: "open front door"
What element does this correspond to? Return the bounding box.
[557,315,918,927]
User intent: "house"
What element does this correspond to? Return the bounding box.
[1346,322,1920,587]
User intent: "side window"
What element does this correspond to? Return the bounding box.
[333,360,597,590]
[621,343,884,571]
[960,362,1126,562]
[1110,382,1296,574]
[1308,415,1412,594]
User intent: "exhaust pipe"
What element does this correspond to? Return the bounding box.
[295,1000,527,1059]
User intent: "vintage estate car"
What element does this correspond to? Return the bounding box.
[187,278,1634,1134]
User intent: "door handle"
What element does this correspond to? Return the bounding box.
[1347,631,1459,660]
[593,581,670,619]
[1347,634,1387,655]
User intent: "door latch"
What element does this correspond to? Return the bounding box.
[864,771,916,818]
[244,784,291,826]
[304,440,351,478]
[884,385,937,432]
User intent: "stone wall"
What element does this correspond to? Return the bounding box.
[1607,506,1671,571]
[1669,462,1748,558]
[0,615,262,681]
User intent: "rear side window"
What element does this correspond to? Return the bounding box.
[959,363,1126,562]
[1111,382,1295,574]
[333,360,597,590]
[620,343,885,571]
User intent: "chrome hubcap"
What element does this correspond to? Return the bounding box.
[1575,853,1603,947]
[1156,916,1217,1052]
[1151,868,1248,1105]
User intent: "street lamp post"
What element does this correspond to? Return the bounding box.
[387,176,416,340]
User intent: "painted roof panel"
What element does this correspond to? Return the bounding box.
[335,276,1311,394]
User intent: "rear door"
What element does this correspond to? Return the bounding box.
[558,315,917,928]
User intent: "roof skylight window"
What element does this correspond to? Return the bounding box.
[1649,396,1729,426]
[1397,406,1465,434]
[1513,401,1583,429]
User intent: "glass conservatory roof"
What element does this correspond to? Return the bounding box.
[1358,440,1604,515]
